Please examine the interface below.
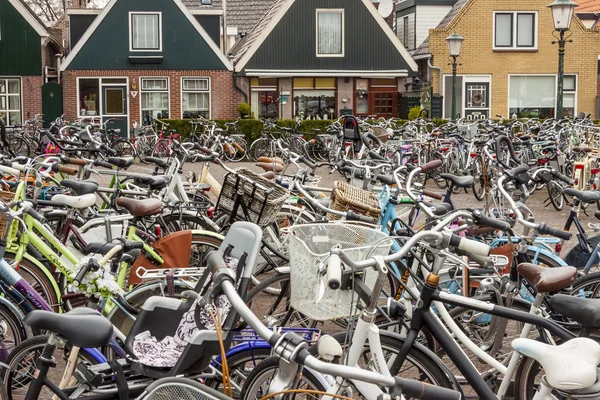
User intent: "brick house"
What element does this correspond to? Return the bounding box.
[59,0,237,135]
[0,0,63,126]
[418,0,600,119]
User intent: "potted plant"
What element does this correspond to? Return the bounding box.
[84,94,97,112]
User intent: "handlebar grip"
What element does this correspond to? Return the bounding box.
[101,145,117,156]
[0,165,20,176]
[199,146,212,155]
[93,160,114,169]
[368,150,385,161]
[52,164,78,175]
[421,190,443,201]
[299,156,317,170]
[73,262,91,287]
[400,378,462,400]
[537,223,572,240]
[26,207,46,224]
[467,253,495,269]
[366,132,383,147]
[340,166,365,180]
[335,159,346,170]
[552,170,574,186]
[420,159,443,173]
[508,164,530,177]
[326,254,342,290]
[64,157,88,166]
[122,240,145,252]
[474,211,511,231]
[346,210,376,224]
[449,235,491,256]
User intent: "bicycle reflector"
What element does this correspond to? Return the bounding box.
[555,241,563,254]
[591,168,600,175]
[470,153,478,158]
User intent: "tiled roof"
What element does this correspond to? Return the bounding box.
[412,36,430,58]
[182,0,223,10]
[230,0,287,59]
[227,0,276,34]
[576,0,600,12]
[436,0,468,28]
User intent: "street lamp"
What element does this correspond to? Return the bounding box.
[548,0,578,120]
[445,33,464,120]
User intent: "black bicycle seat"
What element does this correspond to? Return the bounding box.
[145,157,169,168]
[107,157,135,169]
[24,309,113,348]
[440,174,474,188]
[551,294,600,328]
[564,188,600,203]
[61,179,99,195]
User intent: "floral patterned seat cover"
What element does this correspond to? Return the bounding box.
[131,257,238,368]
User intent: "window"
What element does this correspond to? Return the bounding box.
[494,12,536,49]
[182,78,210,118]
[0,78,21,126]
[509,75,556,118]
[562,75,577,117]
[316,9,344,56]
[293,78,336,119]
[403,16,409,48]
[130,12,161,51]
[141,77,169,125]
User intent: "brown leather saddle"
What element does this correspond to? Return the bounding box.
[517,263,577,293]
[117,197,163,217]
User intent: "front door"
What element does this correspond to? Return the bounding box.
[101,86,128,139]
[464,82,489,120]
[41,82,63,128]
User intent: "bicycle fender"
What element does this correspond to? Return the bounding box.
[0,296,30,338]
[526,245,567,266]
[190,230,225,241]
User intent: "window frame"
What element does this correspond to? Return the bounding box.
[403,16,409,50]
[139,76,170,125]
[315,9,345,58]
[493,11,538,51]
[180,77,211,119]
[129,11,163,52]
[507,74,578,118]
[0,77,22,126]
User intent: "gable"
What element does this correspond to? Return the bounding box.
[70,14,98,49]
[241,0,416,73]
[0,0,44,75]
[64,0,230,71]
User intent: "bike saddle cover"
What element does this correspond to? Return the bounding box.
[134,175,168,191]
[145,157,169,168]
[255,162,284,173]
[564,188,600,204]
[52,193,97,209]
[517,263,577,293]
[551,294,600,328]
[512,337,600,391]
[117,197,163,217]
[61,179,99,195]
[573,146,593,153]
[429,202,452,216]
[440,174,474,188]
[24,309,113,348]
[107,157,135,169]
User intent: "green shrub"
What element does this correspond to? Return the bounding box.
[237,103,251,118]
[408,106,422,120]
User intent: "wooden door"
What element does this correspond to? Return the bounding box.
[371,90,397,117]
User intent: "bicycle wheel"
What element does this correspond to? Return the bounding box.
[251,139,271,161]
[112,139,136,158]
[514,354,569,400]
[152,140,169,158]
[564,235,600,269]
[205,347,272,397]
[547,181,564,211]
[2,335,98,400]
[472,157,486,201]
[429,153,448,189]
[568,270,600,298]
[0,302,27,363]
[135,139,151,163]
[7,135,30,157]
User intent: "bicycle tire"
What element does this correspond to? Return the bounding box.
[472,157,486,201]
[112,139,137,158]
[564,235,600,269]
[514,352,569,400]
[7,135,30,157]
[0,302,28,361]
[547,181,564,211]
[568,270,600,298]
[2,334,98,400]
[240,356,326,400]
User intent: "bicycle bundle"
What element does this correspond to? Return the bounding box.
[216,167,288,228]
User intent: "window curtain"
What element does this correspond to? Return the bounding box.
[318,12,342,54]
[133,14,158,49]
[495,14,512,46]
[517,14,534,47]
[509,76,555,108]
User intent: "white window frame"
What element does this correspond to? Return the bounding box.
[139,76,170,125]
[75,76,130,133]
[180,77,211,119]
[129,11,163,52]
[0,77,22,126]
[492,11,538,51]
[316,9,345,58]
[507,74,578,117]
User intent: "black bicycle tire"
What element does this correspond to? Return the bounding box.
[205,347,272,396]
[547,181,564,211]
[0,302,28,357]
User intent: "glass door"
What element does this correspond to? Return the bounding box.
[102,86,128,139]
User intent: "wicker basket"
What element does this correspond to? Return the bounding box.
[216,167,288,228]
[327,181,380,221]
[0,190,14,234]
[371,126,390,143]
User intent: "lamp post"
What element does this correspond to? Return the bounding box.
[445,33,464,120]
[548,0,578,120]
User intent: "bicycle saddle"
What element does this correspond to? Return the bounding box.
[517,263,577,293]
[257,156,284,165]
[573,146,593,153]
[134,175,168,191]
[52,193,97,209]
[61,179,99,195]
[107,156,135,169]
[512,337,600,391]
[564,188,600,203]
[440,174,474,188]
[117,197,163,217]
[145,157,169,168]
[551,294,600,328]
[256,162,284,173]
[24,309,113,348]
[429,202,452,216]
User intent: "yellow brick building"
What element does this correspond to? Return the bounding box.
[423,0,600,119]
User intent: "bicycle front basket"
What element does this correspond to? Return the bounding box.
[288,223,392,321]
[137,377,230,400]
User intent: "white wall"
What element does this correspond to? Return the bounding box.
[415,5,452,48]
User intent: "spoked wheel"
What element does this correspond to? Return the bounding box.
[7,135,30,157]
[429,153,448,189]
[547,181,564,211]
[135,140,152,163]
[151,140,169,158]
[472,157,486,201]
[112,139,137,158]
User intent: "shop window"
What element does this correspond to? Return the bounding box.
[141,77,169,125]
[509,75,555,118]
[130,12,162,51]
[251,90,277,118]
[78,78,100,117]
[316,9,344,56]
[182,78,210,118]
[294,90,335,119]
[0,78,21,126]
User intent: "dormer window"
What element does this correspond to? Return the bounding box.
[130,12,162,52]
[316,9,344,57]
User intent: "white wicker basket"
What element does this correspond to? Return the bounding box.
[288,223,393,321]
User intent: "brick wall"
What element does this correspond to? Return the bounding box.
[62,70,240,125]
[21,75,44,119]
[428,0,600,117]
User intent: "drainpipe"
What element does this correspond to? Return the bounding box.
[427,56,442,95]
[56,54,62,84]
[222,0,228,54]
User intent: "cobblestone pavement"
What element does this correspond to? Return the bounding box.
[120,161,592,254]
